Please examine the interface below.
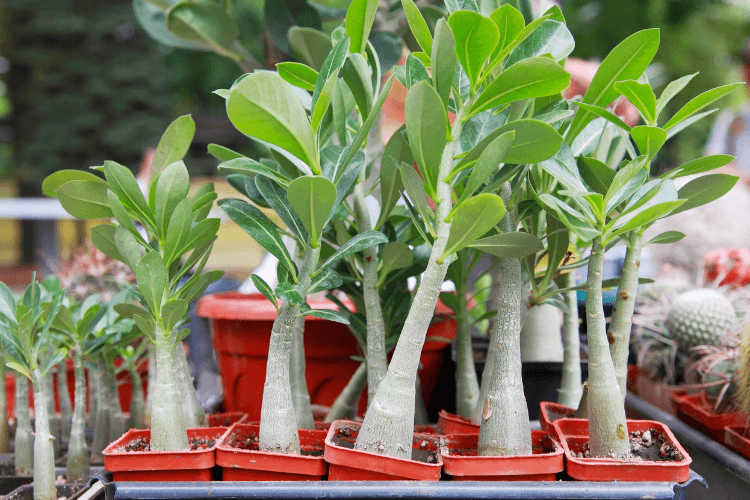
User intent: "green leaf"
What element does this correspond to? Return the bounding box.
[401,0,433,55]
[218,157,291,185]
[566,29,660,141]
[107,191,143,244]
[578,156,615,195]
[541,216,568,288]
[90,224,124,263]
[135,252,167,315]
[312,37,349,113]
[631,126,666,160]
[376,128,412,230]
[133,0,206,50]
[538,141,587,192]
[218,198,297,281]
[114,225,143,271]
[489,5,525,60]
[665,108,717,141]
[505,19,574,67]
[431,19,457,107]
[670,173,738,216]
[613,80,656,124]
[656,73,697,118]
[166,0,240,57]
[163,198,193,265]
[274,282,305,304]
[56,180,113,220]
[311,70,338,133]
[207,143,244,162]
[317,230,389,272]
[646,231,685,245]
[251,275,278,310]
[441,193,506,261]
[604,157,649,214]
[456,131,515,207]
[574,102,632,133]
[288,27,331,72]
[178,269,224,304]
[445,0,479,13]
[134,314,156,343]
[104,161,152,221]
[6,362,31,381]
[342,53,373,118]
[162,299,188,332]
[400,162,434,232]
[113,303,149,320]
[345,0,378,54]
[301,308,350,324]
[320,145,365,207]
[43,170,107,198]
[227,72,319,174]
[154,161,190,236]
[180,218,221,255]
[405,81,447,197]
[286,176,337,248]
[534,192,599,241]
[277,62,318,91]
[663,155,734,179]
[308,268,344,295]
[255,176,308,243]
[0,282,16,326]
[448,11,499,93]
[151,115,195,181]
[377,242,414,284]
[663,83,744,130]
[405,53,430,88]
[470,57,570,117]
[608,200,685,238]
[468,231,543,258]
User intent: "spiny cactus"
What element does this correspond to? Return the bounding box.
[665,288,738,351]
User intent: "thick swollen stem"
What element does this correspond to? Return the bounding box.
[90,363,110,461]
[259,245,320,453]
[609,233,644,399]
[174,342,206,428]
[128,365,146,429]
[290,314,314,429]
[558,269,583,408]
[354,102,467,459]
[586,236,631,458]
[66,348,89,483]
[0,353,7,453]
[474,261,502,422]
[88,373,98,429]
[144,349,155,427]
[43,371,60,458]
[455,280,480,417]
[106,365,126,443]
[15,375,33,475]
[150,322,189,451]
[32,370,56,500]
[478,185,531,456]
[353,179,388,403]
[414,371,429,426]
[324,362,367,423]
[56,365,73,443]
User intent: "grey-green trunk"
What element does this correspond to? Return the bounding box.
[150,323,189,451]
[128,365,146,429]
[66,348,89,483]
[586,237,631,458]
[290,315,314,429]
[32,370,56,500]
[106,365,125,443]
[14,375,33,475]
[56,365,73,443]
[144,349,155,427]
[557,270,583,408]
[91,363,110,461]
[324,362,367,423]
[455,284,480,417]
[474,261,502,423]
[87,374,98,429]
[174,342,206,428]
[414,372,429,426]
[520,303,563,362]
[42,371,59,459]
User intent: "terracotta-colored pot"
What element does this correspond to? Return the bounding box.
[103,427,227,481]
[216,423,328,481]
[440,430,564,481]
[436,410,479,435]
[724,424,750,459]
[631,367,692,416]
[673,392,748,442]
[324,420,443,481]
[552,418,691,482]
[207,412,248,427]
[538,401,577,432]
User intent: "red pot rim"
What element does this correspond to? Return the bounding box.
[436,410,479,434]
[440,430,564,477]
[324,420,443,480]
[216,423,328,476]
[103,427,228,472]
[538,401,577,432]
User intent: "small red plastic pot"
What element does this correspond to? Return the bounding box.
[207,412,248,427]
[324,420,443,481]
[436,410,479,435]
[103,427,227,481]
[216,423,328,481]
[704,247,750,287]
[440,431,563,481]
[538,402,577,432]
[552,418,691,482]
[673,392,748,442]
[724,424,750,459]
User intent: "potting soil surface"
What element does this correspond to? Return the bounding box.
[569,429,684,461]
[116,435,217,452]
[332,425,440,464]
[446,433,559,456]
[228,430,324,456]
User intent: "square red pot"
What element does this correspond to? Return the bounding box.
[673,392,748,442]
[103,427,227,481]
[440,430,564,481]
[538,401,577,432]
[552,418,691,482]
[216,423,328,481]
[324,420,443,481]
[724,425,750,459]
[436,410,479,435]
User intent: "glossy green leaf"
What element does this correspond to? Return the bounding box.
[114,225,143,271]
[255,176,308,243]
[287,176,337,248]
[288,27,331,71]
[542,215,569,288]
[226,174,268,208]
[445,0,479,12]
[456,131,515,207]
[163,198,193,265]
[308,268,344,295]
[469,57,570,117]
[489,5,525,60]
[401,0,433,55]
[663,155,734,179]
[608,200,684,238]
[90,224,124,263]
[179,270,224,304]
[135,251,166,315]
[106,191,142,243]
[227,72,319,174]
[578,156,615,195]
[405,81,448,196]
[538,141,587,192]
[376,128,412,230]
[274,282,305,305]
[207,144,244,162]
[431,19,457,107]
[301,308,350,324]
[151,115,195,181]
[442,193,506,260]
[43,170,107,198]
[631,126,666,160]
[665,108,717,140]
[277,62,318,91]
[0,282,16,326]
[318,230,388,274]
[400,162,434,231]
[218,198,297,280]
[646,231,685,245]
[311,70,338,133]
[133,0,205,50]
[448,11,499,93]
[613,80,656,124]
[56,180,113,220]
[663,83,743,130]
[133,314,156,342]
[604,157,649,214]
[154,161,190,236]
[166,0,240,57]
[345,0,378,54]
[454,112,506,171]
[180,218,221,255]
[343,53,373,118]
[468,231,543,258]
[312,37,349,113]
[218,157,291,186]
[574,102,632,133]
[377,242,414,285]
[567,29,660,141]
[505,19,574,67]
[670,173,738,216]
[104,161,152,220]
[251,275,278,310]
[405,53,430,88]
[534,192,599,241]
[656,73,697,118]
[162,299,188,333]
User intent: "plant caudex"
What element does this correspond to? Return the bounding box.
[43,115,222,451]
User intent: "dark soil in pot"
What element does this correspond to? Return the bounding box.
[331,423,439,464]
[225,426,324,457]
[568,428,685,462]
[113,434,216,452]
